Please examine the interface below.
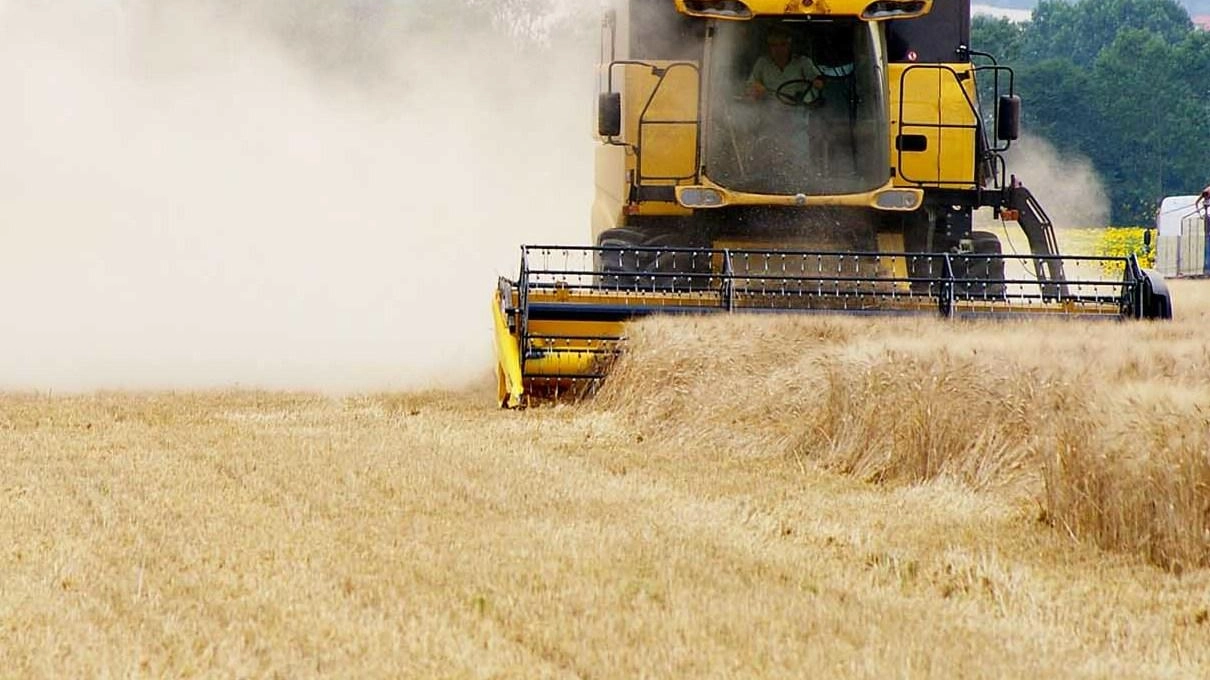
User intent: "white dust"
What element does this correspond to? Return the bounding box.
[0,0,602,392]
[1002,134,1110,229]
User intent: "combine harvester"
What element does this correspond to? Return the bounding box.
[493,0,1172,407]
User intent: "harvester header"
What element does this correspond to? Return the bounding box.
[493,246,1171,407]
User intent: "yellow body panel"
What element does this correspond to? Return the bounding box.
[888,62,980,189]
[592,60,701,239]
[492,291,525,408]
[620,61,700,182]
[641,125,698,180]
[674,0,932,19]
[592,144,630,236]
[678,179,922,211]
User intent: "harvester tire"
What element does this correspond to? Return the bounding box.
[596,227,709,289]
[962,231,1007,298]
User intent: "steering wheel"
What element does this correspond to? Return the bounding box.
[775,78,822,107]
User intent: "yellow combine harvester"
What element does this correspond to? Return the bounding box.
[493,0,1173,407]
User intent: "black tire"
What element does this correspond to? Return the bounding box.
[1140,269,1174,320]
[959,231,1007,298]
[595,226,711,290]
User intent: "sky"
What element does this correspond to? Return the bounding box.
[971,4,1033,21]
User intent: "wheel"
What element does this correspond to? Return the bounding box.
[1139,269,1173,320]
[959,231,1007,298]
[595,226,711,290]
[774,78,823,107]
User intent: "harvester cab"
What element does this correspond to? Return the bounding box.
[492,0,1173,408]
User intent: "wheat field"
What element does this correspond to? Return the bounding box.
[2,281,1209,678]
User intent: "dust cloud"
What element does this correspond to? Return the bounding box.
[1002,134,1110,229]
[0,0,604,392]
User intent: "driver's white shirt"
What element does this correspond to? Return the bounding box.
[747,55,821,94]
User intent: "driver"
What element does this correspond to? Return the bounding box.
[744,27,824,103]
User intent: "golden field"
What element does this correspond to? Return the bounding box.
[2,281,1209,678]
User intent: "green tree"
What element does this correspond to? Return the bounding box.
[1084,26,1210,222]
[1164,30,1210,195]
[1089,30,1179,221]
[971,15,1025,64]
[1022,0,1190,67]
[1016,58,1100,157]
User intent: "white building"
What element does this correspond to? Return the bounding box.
[1155,194,1209,277]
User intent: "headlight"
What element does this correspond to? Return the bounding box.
[872,189,922,211]
[861,0,928,20]
[677,186,726,208]
[681,1,753,18]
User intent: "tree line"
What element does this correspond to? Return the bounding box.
[985,0,1210,11]
[973,0,1210,224]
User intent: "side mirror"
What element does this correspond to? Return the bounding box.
[598,92,621,138]
[1144,228,1153,249]
[997,94,1021,141]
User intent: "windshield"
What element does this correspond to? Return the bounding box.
[704,18,888,196]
